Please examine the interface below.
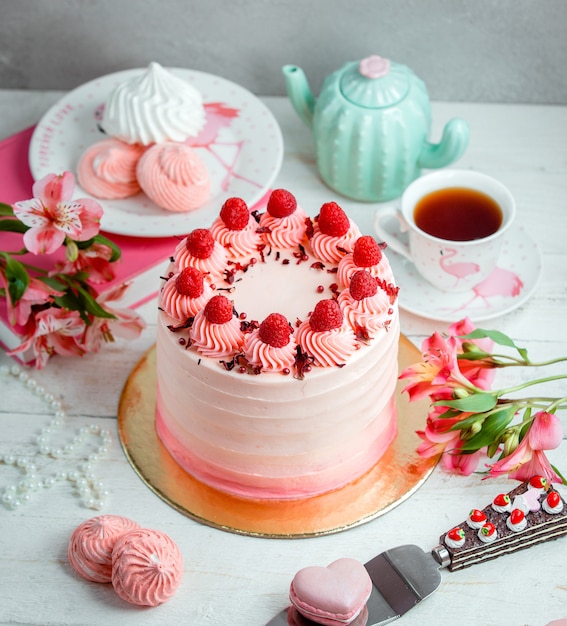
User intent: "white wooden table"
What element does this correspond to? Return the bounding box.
[1,91,566,626]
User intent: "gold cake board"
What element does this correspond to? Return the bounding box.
[117,334,437,538]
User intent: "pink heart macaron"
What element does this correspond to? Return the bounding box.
[289,557,372,626]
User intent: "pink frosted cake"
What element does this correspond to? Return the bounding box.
[155,190,400,500]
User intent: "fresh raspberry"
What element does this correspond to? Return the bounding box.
[186,229,215,259]
[220,197,250,230]
[352,235,382,267]
[317,202,350,237]
[267,189,297,218]
[175,267,204,298]
[258,312,292,348]
[309,299,343,332]
[203,295,234,324]
[349,270,378,301]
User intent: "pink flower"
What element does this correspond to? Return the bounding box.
[81,283,146,353]
[10,307,85,369]
[449,317,497,390]
[53,242,116,284]
[0,271,63,326]
[441,444,483,476]
[400,332,470,401]
[487,411,563,484]
[13,172,103,255]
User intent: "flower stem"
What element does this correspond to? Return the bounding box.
[498,373,567,395]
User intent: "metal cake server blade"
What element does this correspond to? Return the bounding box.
[266,544,441,626]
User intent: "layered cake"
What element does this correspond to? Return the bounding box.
[155,190,400,500]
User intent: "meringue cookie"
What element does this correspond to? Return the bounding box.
[68,515,140,583]
[77,138,145,199]
[111,527,183,606]
[137,142,211,212]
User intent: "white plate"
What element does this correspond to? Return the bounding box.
[385,223,543,322]
[29,68,283,237]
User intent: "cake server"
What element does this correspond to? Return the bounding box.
[266,482,567,626]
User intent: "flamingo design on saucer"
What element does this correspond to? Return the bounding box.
[385,223,542,322]
[439,247,481,287]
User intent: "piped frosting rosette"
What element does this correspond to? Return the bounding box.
[160,267,216,322]
[338,270,394,338]
[337,235,394,289]
[102,62,205,145]
[137,142,211,212]
[296,299,357,367]
[258,189,309,249]
[77,138,145,199]
[111,527,183,607]
[68,515,140,583]
[210,197,263,260]
[242,312,296,373]
[174,228,229,281]
[190,295,244,358]
[310,202,361,264]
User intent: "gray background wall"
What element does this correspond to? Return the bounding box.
[1,0,566,104]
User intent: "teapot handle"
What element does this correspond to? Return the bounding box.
[418,118,470,170]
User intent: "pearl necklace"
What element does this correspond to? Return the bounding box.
[0,362,111,511]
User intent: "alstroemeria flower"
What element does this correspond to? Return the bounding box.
[81,283,146,353]
[13,172,103,255]
[488,411,563,484]
[400,332,471,401]
[449,317,497,390]
[10,307,85,369]
[0,273,63,326]
[53,242,116,284]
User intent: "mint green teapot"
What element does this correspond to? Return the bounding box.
[283,55,469,202]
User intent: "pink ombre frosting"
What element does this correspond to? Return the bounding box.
[338,288,392,338]
[337,252,395,289]
[310,221,362,264]
[190,309,244,358]
[242,330,296,372]
[77,138,144,199]
[210,216,263,260]
[258,206,309,249]
[296,321,358,367]
[173,237,228,280]
[111,528,183,607]
[155,192,400,500]
[136,142,210,212]
[68,515,140,583]
[160,272,215,321]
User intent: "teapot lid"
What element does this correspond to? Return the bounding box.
[339,55,410,108]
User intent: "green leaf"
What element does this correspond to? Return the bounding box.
[459,329,529,361]
[39,276,67,291]
[435,392,498,413]
[0,203,15,216]
[458,405,517,452]
[76,285,116,320]
[457,351,492,362]
[0,253,30,304]
[93,234,122,262]
[0,218,28,234]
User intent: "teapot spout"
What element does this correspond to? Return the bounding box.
[282,65,316,129]
[418,118,470,170]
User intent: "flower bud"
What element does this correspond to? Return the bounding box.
[502,429,520,457]
[454,388,470,399]
[528,411,563,450]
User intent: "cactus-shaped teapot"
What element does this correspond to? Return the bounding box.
[283,55,469,202]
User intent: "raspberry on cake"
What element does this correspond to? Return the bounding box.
[337,235,394,288]
[258,189,309,249]
[155,189,400,500]
[210,197,263,260]
[160,267,215,321]
[310,201,362,263]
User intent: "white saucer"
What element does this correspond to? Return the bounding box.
[29,68,283,238]
[385,223,543,322]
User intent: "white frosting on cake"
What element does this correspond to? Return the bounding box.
[103,62,206,145]
[155,198,400,500]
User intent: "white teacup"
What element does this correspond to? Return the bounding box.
[374,169,516,292]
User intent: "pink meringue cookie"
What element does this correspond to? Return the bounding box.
[77,138,145,199]
[68,515,140,583]
[111,528,183,606]
[136,142,211,212]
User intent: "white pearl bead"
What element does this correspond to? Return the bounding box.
[10,365,21,376]
[0,364,10,376]
[25,379,37,389]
